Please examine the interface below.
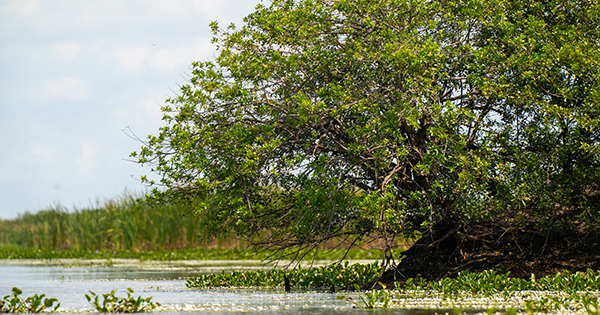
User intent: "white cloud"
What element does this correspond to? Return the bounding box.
[141,94,167,121]
[92,39,105,53]
[0,0,41,15]
[112,89,167,128]
[77,142,99,174]
[53,42,81,59]
[14,143,56,169]
[0,0,264,219]
[105,44,152,74]
[43,77,88,101]
[147,47,190,73]
[147,38,214,72]
[104,39,214,74]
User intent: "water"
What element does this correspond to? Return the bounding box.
[0,261,476,314]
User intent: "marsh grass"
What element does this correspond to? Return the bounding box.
[0,195,386,261]
[0,195,207,251]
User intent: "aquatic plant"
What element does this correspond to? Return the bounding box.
[191,267,600,313]
[0,287,60,313]
[385,269,600,313]
[348,284,391,309]
[85,288,159,313]
[403,269,600,294]
[186,261,383,290]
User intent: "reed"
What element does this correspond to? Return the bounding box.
[0,194,390,259]
[0,195,227,251]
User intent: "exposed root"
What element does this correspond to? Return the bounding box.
[376,221,600,288]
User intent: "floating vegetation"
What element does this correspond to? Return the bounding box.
[0,287,158,313]
[186,261,384,290]
[403,269,600,293]
[189,266,600,314]
[0,287,60,313]
[85,288,159,313]
[356,269,600,313]
[347,284,391,308]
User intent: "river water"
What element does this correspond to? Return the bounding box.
[0,261,477,314]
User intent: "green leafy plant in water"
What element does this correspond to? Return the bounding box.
[395,270,600,313]
[0,287,60,313]
[348,283,391,309]
[186,261,383,290]
[582,295,600,315]
[405,269,600,294]
[85,288,159,313]
[453,308,518,315]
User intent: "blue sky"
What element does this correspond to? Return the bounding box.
[0,0,262,219]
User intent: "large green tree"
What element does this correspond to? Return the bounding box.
[134,0,600,266]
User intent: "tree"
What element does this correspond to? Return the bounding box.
[133,0,600,274]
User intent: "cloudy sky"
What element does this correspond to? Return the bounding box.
[0,0,262,219]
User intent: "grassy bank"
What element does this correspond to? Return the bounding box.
[0,244,377,261]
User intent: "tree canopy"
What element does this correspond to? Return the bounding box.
[133,0,600,262]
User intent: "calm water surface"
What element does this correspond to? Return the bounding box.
[0,262,478,314]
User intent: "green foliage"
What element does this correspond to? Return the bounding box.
[85,288,159,313]
[0,287,60,313]
[186,261,383,290]
[134,0,600,253]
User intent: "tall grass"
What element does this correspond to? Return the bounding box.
[0,195,399,259]
[0,195,229,251]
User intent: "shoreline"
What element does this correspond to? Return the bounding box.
[0,258,379,270]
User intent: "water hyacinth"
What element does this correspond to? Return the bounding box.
[189,267,600,314]
[85,288,159,313]
[388,270,600,313]
[0,287,60,313]
[403,269,600,294]
[186,261,384,290]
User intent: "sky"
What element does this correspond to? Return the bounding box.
[0,0,263,219]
